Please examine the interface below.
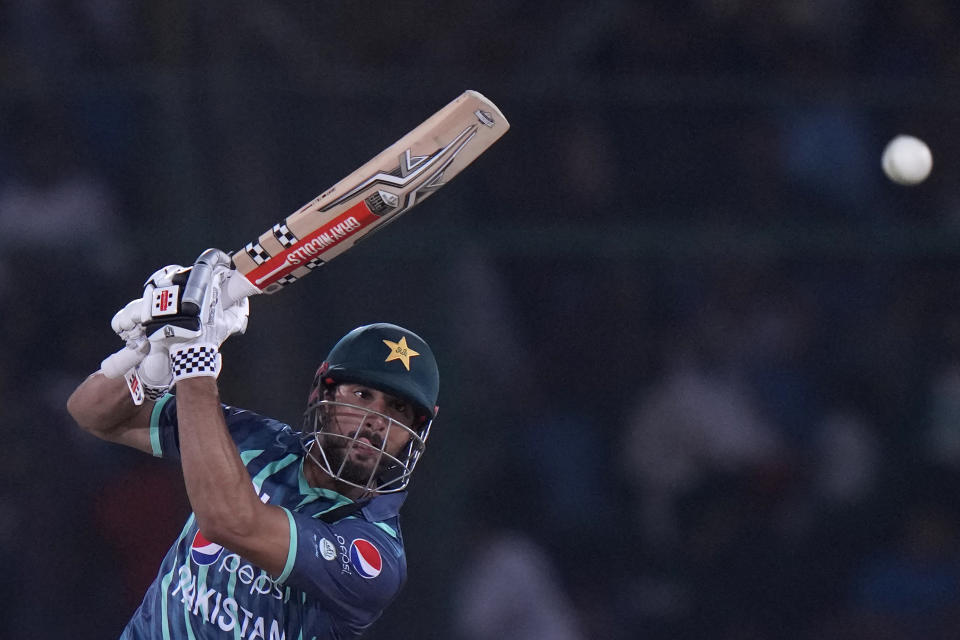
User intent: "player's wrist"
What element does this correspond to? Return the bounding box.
[170,342,222,384]
[143,385,169,401]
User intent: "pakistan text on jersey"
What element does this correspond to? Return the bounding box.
[172,565,287,640]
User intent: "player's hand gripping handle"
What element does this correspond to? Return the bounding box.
[218,266,262,309]
[176,249,260,327]
[185,247,262,310]
[101,254,258,380]
[184,248,233,308]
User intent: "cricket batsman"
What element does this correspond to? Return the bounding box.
[67,249,440,639]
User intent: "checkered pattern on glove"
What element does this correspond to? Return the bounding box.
[170,343,222,383]
[143,382,170,401]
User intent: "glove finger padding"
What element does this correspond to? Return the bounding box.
[102,297,149,378]
[202,267,250,347]
[111,298,146,338]
[100,339,149,379]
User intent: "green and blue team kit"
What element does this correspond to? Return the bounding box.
[120,395,408,640]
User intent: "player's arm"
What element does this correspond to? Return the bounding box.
[66,371,155,454]
[67,268,186,454]
[147,250,290,573]
[174,376,292,577]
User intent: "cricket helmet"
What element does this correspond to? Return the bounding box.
[302,323,439,493]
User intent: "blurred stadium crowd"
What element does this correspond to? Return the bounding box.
[6,1,960,639]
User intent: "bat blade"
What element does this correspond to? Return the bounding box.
[223,90,508,305]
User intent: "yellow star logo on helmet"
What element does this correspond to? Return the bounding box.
[383,336,420,371]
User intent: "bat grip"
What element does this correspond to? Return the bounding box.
[182,248,233,314]
[219,269,262,309]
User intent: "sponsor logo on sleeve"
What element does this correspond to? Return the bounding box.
[316,537,337,561]
[349,539,382,579]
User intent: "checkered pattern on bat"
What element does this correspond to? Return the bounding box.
[245,242,271,265]
[272,223,298,247]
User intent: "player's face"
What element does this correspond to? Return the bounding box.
[320,383,416,483]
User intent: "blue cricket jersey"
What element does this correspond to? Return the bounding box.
[120,394,408,640]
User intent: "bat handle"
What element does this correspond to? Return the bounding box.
[183,248,261,309]
[183,248,233,313]
[220,268,262,309]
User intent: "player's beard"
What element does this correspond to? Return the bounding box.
[305,402,410,490]
[319,431,384,488]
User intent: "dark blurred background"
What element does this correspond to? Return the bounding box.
[6,1,960,638]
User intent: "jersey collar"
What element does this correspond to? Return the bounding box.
[298,457,407,518]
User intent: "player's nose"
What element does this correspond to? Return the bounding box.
[363,402,391,431]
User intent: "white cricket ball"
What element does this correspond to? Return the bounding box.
[882,134,932,186]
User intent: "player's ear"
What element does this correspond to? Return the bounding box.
[322,383,338,400]
[307,362,332,405]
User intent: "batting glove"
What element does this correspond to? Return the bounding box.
[167,249,249,385]
[100,287,175,404]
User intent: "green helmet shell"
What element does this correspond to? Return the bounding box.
[319,323,439,419]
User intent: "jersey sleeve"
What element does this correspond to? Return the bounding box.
[148,393,287,459]
[149,394,180,458]
[278,507,406,630]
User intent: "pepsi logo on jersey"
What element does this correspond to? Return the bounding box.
[191,530,224,566]
[349,539,382,579]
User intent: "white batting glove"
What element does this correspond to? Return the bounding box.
[134,263,199,391]
[108,295,173,395]
[168,249,249,385]
[102,297,149,375]
[203,266,251,345]
[111,297,146,342]
[100,291,170,404]
[101,264,193,399]
[101,253,249,393]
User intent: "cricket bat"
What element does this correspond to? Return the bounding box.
[101,90,509,380]
[220,89,509,307]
